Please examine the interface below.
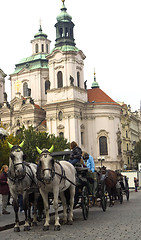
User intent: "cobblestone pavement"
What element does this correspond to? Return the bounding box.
[0,190,141,240]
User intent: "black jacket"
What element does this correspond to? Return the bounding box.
[70,146,82,160]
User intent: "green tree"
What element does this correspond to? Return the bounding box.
[0,126,70,166]
[15,126,70,163]
[0,134,20,168]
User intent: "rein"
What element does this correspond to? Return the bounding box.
[8,162,36,187]
[38,160,76,187]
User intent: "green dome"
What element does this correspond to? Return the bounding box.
[34,25,47,39]
[57,3,72,22]
[91,81,99,88]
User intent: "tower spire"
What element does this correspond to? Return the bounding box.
[91,68,99,89]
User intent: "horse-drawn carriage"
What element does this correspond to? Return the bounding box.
[51,151,108,220]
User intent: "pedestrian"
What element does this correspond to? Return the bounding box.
[134,177,138,192]
[82,151,95,172]
[0,165,10,214]
[69,141,82,165]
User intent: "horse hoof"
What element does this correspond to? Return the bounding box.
[43,225,49,231]
[24,226,30,231]
[32,222,37,226]
[14,227,20,232]
[54,225,61,231]
[62,220,67,225]
[67,220,73,225]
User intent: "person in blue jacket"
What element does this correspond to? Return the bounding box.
[82,151,95,172]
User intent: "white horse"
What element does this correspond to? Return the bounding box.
[36,146,76,231]
[8,141,39,232]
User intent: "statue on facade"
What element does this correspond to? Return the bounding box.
[84,80,87,89]
[70,75,74,86]
[4,92,7,102]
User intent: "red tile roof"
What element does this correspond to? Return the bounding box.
[87,88,119,106]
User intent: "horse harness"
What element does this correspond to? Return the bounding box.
[37,154,76,187]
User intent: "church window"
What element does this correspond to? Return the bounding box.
[35,43,38,53]
[59,28,63,37]
[77,72,80,87]
[99,136,108,155]
[127,144,128,151]
[23,82,28,97]
[126,130,128,138]
[59,132,64,138]
[58,111,63,121]
[57,71,63,88]
[65,28,69,37]
[41,44,44,52]
[81,132,84,145]
[46,44,48,53]
[17,120,20,126]
[45,80,50,94]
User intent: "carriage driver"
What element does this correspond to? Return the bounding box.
[69,141,82,166]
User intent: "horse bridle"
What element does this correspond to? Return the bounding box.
[8,149,26,181]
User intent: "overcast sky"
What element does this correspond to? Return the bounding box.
[0,0,141,111]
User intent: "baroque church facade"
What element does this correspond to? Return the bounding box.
[0,0,123,170]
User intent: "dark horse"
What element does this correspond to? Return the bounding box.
[7,141,39,232]
[100,166,118,206]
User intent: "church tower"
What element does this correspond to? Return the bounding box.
[45,0,87,145]
[10,26,51,107]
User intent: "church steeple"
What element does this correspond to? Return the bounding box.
[91,69,99,88]
[55,0,75,47]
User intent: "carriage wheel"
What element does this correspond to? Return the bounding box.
[101,184,107,212]
[126,189,129,201]
[119,189,123,204]
[81,185,89,220]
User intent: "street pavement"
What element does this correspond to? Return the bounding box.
[0,189,139,240]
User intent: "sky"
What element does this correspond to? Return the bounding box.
[0,0,141,111]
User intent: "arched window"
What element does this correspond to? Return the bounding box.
[77,72,80,87]
[46,44,48,53]
[41,44,44,52]
[65,28,69,37]
[59,132,64,138]
[59,28,63,37]
[57,71,63,88]
[35,43,38,53]
[23,82,28,97]
[99,136,108,155]
[17,120,20,126]
[45,80,50,94]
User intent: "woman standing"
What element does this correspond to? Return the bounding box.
[0,165,10,214]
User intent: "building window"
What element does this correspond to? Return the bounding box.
[99,136,108,155]
[46,44,48,53]
[59,28,63,37]
[58,111,63,121]
[77,72,80,87]
[57,71,63,88]
[59,132,64,138]
[23,82,28,97]
[41,44,44,52]
[17,120,20,126]
[127,144,128,151]
[35,43,38,53]
[81,132,84,145]
[65,28,69,37]
[45,80,50,94]
[126,130,128,138]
